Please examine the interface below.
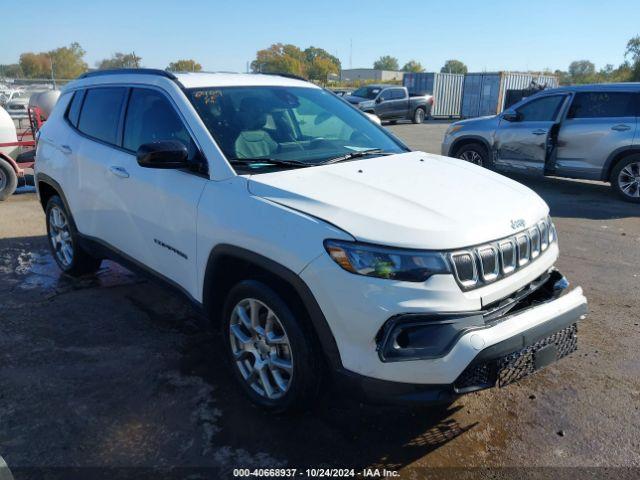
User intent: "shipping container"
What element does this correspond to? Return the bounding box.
[403,72,464,118]
[461,72,559,118]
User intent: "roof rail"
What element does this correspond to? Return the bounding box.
[258,72,308,82]
[78,68,178,80]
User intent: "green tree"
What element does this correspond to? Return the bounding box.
[0,63,24,78]
[440,59,467,74]
[49,42,88,78]
[251,43,307,77]
[568,60,596,83]
[402,60,424,73]
[97,52,142,70]
[167,59,202,72]
[19,43,87,79]
[624,35,640,80]
[373,55,399,71]
[304,47,340,82]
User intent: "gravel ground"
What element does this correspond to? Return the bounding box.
[0,122,638,479]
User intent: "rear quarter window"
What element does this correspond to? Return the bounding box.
[77,87,127,145]
[66,90,85,127]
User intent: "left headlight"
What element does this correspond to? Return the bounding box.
[324,240,450,282]
[445,124,464,136]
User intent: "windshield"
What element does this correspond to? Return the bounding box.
[188,86,406,170]
[351,86,381,99]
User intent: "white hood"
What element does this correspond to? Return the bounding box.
[247,152,549,250]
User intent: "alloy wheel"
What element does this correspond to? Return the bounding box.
[229,298,293,400]
[459,150,483,166]
[618,161,640,199]
[48,205,74,267]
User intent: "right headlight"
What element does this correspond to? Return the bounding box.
[445,124,464,136]
[324,240,450,282]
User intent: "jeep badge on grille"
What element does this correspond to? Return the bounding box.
[510,219,526,230]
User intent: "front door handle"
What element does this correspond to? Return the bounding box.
[109,166,130,179]
[532,129,548,136]
[611,124,631,131]
[60,144,72,154]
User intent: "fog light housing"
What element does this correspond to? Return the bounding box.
[377,313,485,362]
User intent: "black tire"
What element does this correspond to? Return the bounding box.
[222,280,323,413]
[388,120,398,125]
[0,158,18,201]
[611,154,640,203]
[455,142,490,168]
[412,107,426,124]
[45,195,102,276]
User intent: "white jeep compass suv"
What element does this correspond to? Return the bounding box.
[35,69,588,412]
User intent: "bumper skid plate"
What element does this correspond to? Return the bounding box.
[454,323,578,393]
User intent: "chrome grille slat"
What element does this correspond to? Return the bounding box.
[449,217,556,291]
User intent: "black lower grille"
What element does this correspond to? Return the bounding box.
[454,323,578,393]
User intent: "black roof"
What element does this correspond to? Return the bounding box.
[78,68,178,80]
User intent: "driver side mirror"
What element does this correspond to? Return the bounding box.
[502,109,521,122]
[375,97,383,104]
[137,140,189,169]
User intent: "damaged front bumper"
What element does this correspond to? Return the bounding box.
[334,270,588,405]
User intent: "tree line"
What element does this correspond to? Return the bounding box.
[0,43,204,79]
[2,36,640,85]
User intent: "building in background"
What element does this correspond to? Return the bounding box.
[340,69,404,82]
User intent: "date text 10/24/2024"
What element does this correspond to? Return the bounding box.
[233,468,400,478]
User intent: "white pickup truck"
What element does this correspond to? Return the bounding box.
[35,69,587,412]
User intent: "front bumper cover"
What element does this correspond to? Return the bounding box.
[334,272,587,405]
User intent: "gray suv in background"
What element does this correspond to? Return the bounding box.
[442,84,640,202]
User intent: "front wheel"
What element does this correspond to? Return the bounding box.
[456,143,489,168]
[412,107,426,124]
[611,155,640,203]
[0,158,18,201]
[45,195,102,275]
[223,280,322,412]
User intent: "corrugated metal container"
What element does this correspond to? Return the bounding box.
[461,72,559,118]
[403,72,464,118]
[461,73,502,118]
[498,72,559,111]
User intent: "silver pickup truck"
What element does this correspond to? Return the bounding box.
[344,85,434,124]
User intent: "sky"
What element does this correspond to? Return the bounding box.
[2,0,638,74]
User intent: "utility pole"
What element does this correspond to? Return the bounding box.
[49,53,56,89]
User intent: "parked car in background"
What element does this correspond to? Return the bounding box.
[5,96,30,119]
[329,88,352,97]
[345,85,434,124]
[442,83,640,202]
[36,69,587,412]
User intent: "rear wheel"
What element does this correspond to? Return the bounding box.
[412,107,426,124]
[223,280,322,412]
[611,154,640,203]
[45,195,102,275]
[456,143,489,168]
[0,158,18,201]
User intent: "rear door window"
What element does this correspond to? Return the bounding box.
[567,92,637,119]
[123,88,196,158]
[392,89,406,100]
[516,95,566,122]
[77,87,126,145]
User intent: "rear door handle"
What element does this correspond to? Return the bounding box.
[60,145,72,154]
[611,124,631,131]
[109,166,130,179]
[532,129,548,136]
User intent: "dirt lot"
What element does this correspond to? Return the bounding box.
[0,122,639,479]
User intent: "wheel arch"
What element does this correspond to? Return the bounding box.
[602,146,640,182]
[448,136,492,158]
[202,244,342,370]
[35,173,80,229]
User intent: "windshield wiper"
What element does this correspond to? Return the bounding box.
[228,158,311,168]
[320,149,394,165]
